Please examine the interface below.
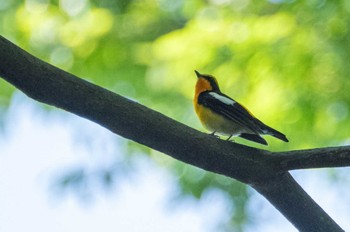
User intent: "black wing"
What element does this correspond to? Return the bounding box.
[239,133,268,145]
[197,91,260,133]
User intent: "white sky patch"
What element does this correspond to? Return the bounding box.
[0,94,227,232]
[209,92,235,105]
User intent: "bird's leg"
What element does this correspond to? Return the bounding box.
[209,131,219,138]
[226,134,234,141]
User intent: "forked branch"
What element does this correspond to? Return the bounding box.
[0,35,345,232]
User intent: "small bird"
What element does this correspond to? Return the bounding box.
[193,70,288,145]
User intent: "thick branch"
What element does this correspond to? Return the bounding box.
[0,36,274,184]
[0,35,345,232]
[272,146,350,171]
[253,172,343,232]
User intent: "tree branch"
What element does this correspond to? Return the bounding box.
[253,172,343,232]
[0,36,274,184]
[0,35,345,232]
[272,146,350,171]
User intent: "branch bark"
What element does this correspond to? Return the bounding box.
[0,35,346,232]
[273,146,350,171]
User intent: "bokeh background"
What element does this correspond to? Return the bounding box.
[1,0,350,231]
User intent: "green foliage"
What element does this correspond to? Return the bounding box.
[1,0,350,230]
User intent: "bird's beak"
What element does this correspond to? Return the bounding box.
[194,70,201,78]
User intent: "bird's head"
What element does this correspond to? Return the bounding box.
[194,70,220,92]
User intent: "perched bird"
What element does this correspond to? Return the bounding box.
[193,70,288,145]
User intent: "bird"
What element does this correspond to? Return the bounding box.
[193,70,288,145]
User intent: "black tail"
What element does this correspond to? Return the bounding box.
[239,133,268,145]
[262,125,289,142]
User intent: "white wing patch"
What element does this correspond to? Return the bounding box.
[209,92,236,105]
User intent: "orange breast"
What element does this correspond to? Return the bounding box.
[195,78,212,96]
[193,79,243,135]
[195,103,243,135]
[193,78,211,113]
